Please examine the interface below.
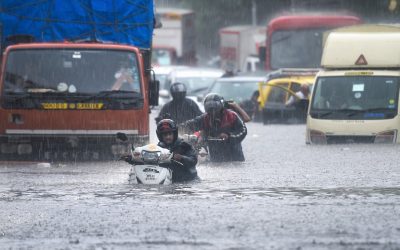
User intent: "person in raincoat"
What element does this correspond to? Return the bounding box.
[156,82,203,124]
[156,119,198,182]
[183,93,247,162]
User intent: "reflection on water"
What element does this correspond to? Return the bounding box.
[1,124,400,249]
[3,185,400,202]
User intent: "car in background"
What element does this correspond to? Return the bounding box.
[258,69,318,124]
[208,76,264,102]
[165,67,224,111]
[153,65,188,107]
[205,76,265,117]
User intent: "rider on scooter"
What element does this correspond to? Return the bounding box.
[183,93,247,162]
[156,119,198,182]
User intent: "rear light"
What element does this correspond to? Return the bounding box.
[309,130,327,144]
[374,130,397,144]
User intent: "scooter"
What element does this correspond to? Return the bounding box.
[181,132,225,163]
[127,143,174,185]
[117,132,180,185]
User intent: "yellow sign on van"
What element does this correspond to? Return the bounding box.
[41,103,103,110]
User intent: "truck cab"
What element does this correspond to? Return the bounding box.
[0,1,158,161]
[264,14,362,71]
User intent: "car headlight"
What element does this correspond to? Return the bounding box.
[141,150,161,163]
[374,130,397,144]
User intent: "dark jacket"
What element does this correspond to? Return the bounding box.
[156,98,203,124]
[158,138,198,182]
[185,109,247,162]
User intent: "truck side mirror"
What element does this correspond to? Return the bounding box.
[149,79,160,106]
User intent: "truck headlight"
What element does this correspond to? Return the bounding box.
[17,144,33,155]
[309,129,327,144]
[374,130,397,144]
[1,143,17,154]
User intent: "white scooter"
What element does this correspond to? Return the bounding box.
[117,133,181,185]
[127,143,174,185]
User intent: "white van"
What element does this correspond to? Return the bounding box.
[307,24,400,144]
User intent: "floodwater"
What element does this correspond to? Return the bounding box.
[1,120,400,249]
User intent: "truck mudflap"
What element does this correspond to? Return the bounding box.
[0,133,149,162]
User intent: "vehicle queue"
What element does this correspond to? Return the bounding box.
[155,23,400,148]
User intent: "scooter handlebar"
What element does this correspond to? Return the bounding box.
[206,137,225,142]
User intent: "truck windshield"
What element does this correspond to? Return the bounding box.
[270,28,324,69]
[310,76,399,120]
[2,49,143,109]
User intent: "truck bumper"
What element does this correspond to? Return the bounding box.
[0,134,149,161]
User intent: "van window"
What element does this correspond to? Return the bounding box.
[310,76,399,120]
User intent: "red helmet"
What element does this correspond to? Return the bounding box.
[156,119,178,142]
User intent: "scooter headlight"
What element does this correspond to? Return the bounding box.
[141,150,161,163]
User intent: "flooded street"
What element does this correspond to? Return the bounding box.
[1,1,400,249]
[1,119,400,249]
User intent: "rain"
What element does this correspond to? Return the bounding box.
[1,0,400,249]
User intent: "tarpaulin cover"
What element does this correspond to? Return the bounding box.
[0,0,154,48]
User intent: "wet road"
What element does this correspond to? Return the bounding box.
[1,121,400,249]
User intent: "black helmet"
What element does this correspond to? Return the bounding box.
[170,82,187,101]
[156,119,178,143]
[204,93,224,114]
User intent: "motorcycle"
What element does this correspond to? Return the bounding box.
[117,132,181,185]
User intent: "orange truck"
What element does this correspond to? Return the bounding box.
[0,1,158,161]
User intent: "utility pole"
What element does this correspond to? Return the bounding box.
[252,0,257,26]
